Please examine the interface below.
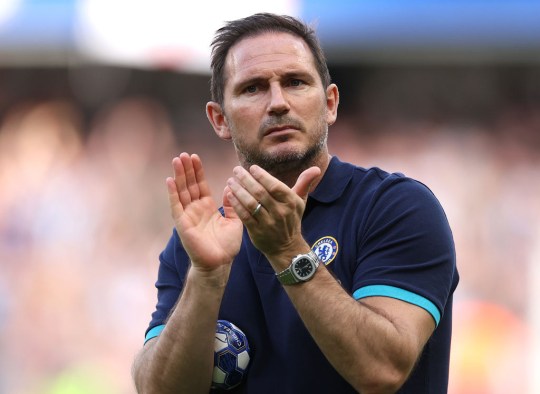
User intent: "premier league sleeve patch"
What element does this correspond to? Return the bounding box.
[312,236,338,266]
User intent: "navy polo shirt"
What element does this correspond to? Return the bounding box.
[145,156,459,393]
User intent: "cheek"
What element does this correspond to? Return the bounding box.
[228,105,261,132]
[301,101,328,127]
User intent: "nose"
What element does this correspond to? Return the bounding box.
[267,84,290,116]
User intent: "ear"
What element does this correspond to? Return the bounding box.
[325,84,339,126]
[206,101,232,141]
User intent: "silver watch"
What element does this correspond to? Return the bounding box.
[276,250,320,285]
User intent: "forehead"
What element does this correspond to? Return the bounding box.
[224,32,318,84]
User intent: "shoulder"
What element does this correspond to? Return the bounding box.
[337,159,441,209]
[332,159,452,241]
[326,155,423,193]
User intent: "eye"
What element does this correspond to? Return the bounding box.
[289,79,303,87]
[237,81,264,96]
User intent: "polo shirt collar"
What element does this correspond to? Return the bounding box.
[310,156,354,203]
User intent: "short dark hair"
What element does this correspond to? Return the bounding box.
[209,13,331,105]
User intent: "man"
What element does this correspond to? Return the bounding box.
[132,13,458,394]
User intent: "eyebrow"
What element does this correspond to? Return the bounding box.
[235,71,315,90]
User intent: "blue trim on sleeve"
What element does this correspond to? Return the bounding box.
[353,285,441,326]
[144,324,165,344]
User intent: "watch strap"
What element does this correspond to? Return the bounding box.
[276,267,299,285]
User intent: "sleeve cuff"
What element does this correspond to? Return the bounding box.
[144,324,165,344]
[353,284,441,326]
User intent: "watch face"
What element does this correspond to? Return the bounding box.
[293,258,314,279]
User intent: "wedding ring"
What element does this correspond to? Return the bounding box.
[252,202,263,216]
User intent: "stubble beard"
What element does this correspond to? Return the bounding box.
[231,114,328,179]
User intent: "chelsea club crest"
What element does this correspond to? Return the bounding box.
[312,236,338,266]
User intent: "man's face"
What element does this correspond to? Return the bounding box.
[218,32,337,173]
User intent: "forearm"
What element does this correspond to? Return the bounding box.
[282,265,424,393]
[133,265,230,394]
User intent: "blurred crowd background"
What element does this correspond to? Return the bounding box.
[1,1,540,393]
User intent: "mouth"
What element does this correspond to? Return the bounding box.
[263,125,299,137]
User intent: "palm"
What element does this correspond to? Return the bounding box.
[176,195,243,269]
[167,153,243,271]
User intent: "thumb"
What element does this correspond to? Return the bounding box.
[292,166,321,201]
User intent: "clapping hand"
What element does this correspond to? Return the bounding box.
[166,153,243,271]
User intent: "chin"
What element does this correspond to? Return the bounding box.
[256,146,321,174]
[237,134,326,171]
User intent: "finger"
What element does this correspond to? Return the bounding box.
[226,185,262,222]
[192,154,211,198]
[247,165,290,203]
[172,156,193,207]
[166,176,184,222]
[292,166,321,200]
[249,165,304,207]
[226,175,262,219]
[179,153,200,201]
[222,186,239,220]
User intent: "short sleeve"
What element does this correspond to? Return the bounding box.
[144,229,190,339]
[352,176,457,326]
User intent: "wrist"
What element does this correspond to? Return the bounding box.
[265,240,312,272]
[188,264,232,289]
[275,250,320,285]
